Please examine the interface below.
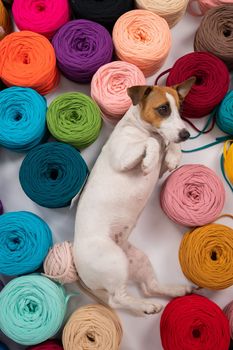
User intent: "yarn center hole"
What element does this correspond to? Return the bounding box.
[192,328,201,338]
[23,54,30,65]
[14,114,22,121]
[25,300,38,313]
[223,29,231,37]
[195,76,203,85]
[210,250,217,261]
[87,333,95,343]
[49,169,59,180]
[36,3,45,11]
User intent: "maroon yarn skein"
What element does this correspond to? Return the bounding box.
[161,52,229,120]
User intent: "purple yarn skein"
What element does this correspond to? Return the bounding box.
[52,19,113,83]
[0,200,3,215]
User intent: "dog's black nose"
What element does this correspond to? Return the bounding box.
[179,129,190,141]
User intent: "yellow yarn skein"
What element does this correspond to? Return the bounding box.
[179,215,233,290]
[223,140,233,186]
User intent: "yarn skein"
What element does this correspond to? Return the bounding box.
[0,87,47,152]
[222,140,233,190]
[0,343,9,350]
[47,92,102,149]
[91,61,146,123]
[69,0,134,32]
[0,0,12,40]
[27,340,63,350]
[160,164,225,227]
[19,142,88,208]
[0,200,3,214]
[164,52,229,120]
[113,9,171,77]
[0,211,52,276]
[135,0,189,28]
[194,5,233,70]
[189,0,233,16]
[0,275,69,345]
[179,216,233,289]
[0,31,59,95]
[43,241,79,284]
[62,304,123,350]
[12,0,70,39]
[224,300,233,339]
[160,295,230,350]
[216,91,233,135]
[52,20,113,83]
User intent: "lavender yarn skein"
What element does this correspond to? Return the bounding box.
[52,20,113,83]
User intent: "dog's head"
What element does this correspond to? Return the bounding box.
[127,77,196,143]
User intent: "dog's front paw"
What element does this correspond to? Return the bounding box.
[165,153,181,172]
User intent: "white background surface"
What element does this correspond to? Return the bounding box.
[0,8,233,350]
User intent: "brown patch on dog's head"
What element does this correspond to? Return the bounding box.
[127,77,196,127]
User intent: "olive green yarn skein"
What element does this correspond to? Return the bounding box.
[47,92,102,149]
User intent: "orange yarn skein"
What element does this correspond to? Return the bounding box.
[0,31,59,95]
[0,0,12,40]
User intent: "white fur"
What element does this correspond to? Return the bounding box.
[73,93,192,316]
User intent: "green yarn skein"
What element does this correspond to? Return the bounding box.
[47,92,102,149]
[0,275,68,345]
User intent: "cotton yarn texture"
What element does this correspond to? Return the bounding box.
[189,0,233,16]
[160,295,230,350]
[165,52,229,119]
[0,31,59,94]
[135,0,189,28]
[0,0,12,40]
[0,211,52,276]
[0,275,68,345]
[0,343,8,350]
[47,92,102,149]
[224,300,233,339]
[12,0,70,39]
[194,5,233,70]
[62,304,123,350]
[179,218,233,289]
[91,61,146,123]
[43,241,78,284]
[113,9,171,77]
[19,142,88,208]
[27,340,63,349]
[0,87,47,152]
[223,141,233,188]
[160,164,225,227]
[52,20,113,83]
[216,91,233,135]
[69,0,134,31]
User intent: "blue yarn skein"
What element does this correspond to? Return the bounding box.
[0,342,9,350]
[0,211,53,276]
[19,142,89,208]
[0,275,68,345]
[0,87,47,152]
[216,90,233,136]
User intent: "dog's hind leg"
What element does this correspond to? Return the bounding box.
[123,242,193,298]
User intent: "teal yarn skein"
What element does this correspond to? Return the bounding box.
[0,87,47,152]
[0,275,69,345]
[216,90,233,136]
[19,142,89,208]
[0,211,52,276]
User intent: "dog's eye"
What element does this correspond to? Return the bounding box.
[156,103,171,117]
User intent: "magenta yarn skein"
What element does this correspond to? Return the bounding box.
[160,164,225,227]
[52,20,113,83]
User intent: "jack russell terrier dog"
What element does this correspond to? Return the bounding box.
[73,77,196,315]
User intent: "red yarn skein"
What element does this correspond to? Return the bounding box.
[163,52,229,120]
[27,340,63,349]
[160,294,230,350]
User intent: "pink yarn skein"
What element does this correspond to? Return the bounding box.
[224,301,233,339]
[12,0,70,39]
[160,164,225,227]
[91,61,146,124]
[188,0,233,16]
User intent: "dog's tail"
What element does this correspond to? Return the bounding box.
[76,277,109,307]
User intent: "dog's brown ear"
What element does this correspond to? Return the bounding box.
[127,86,153,105]
[173,77,196,100]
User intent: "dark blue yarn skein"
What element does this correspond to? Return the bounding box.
[0,342,9,350]
[0,211,53,276]
[0,87,47,152]
[19,142,89,208]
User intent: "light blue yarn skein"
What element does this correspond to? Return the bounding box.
[0,211,53,276]
[0,87,47,152]
[216,90,233,136]
[0,275,69,345]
